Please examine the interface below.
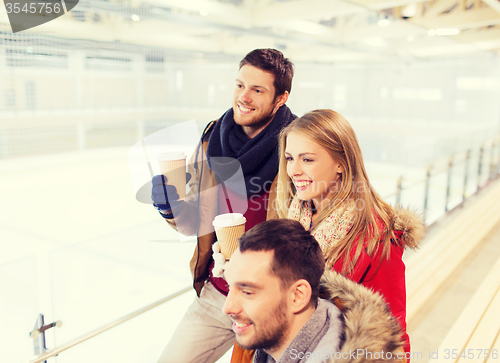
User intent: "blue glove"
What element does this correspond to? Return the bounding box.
[151,173,191,216]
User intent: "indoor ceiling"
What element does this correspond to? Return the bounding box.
[2,0,500,62]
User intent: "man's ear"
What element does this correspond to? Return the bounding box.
[274,91,289,111]
[288,279,312,313]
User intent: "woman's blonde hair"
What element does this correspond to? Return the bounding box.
[276,109,396,272]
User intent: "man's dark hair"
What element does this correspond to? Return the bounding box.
[239,48,294,99]
[239,219,325,306]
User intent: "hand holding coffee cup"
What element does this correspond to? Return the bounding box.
[151,174,191,213]
[212,213,246,260]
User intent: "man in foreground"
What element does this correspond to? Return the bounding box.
[223,219,408,363]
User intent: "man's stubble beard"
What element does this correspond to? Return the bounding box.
[233,99,280,131]
[237,296,290,353]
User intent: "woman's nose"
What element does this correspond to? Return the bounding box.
[289,161,303,177]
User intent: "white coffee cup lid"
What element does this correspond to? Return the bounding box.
[212,213,246,228]
[158,152,186,161]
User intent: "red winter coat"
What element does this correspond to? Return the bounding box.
[334,208,424,357]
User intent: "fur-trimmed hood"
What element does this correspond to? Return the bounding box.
[392,206,425,250]
[320,270,406,363]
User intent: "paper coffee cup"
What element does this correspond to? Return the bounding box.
[158,152,187,199]
[213,213,246,260]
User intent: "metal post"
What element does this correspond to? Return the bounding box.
[423,165,432,224]
[477,145,484,190]
[463,150,471,202]
[0,130,8,158]
[77,122,86,151]
[489,141,496,180]
[445,157,453,212]
[395,175,403,206]
[496,138,500,176]
[29,314,63,363]
[30,314,47,363]
[137,119,144,141]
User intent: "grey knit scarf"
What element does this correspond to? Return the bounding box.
[254,300,337,363]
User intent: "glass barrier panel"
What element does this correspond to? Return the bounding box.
[49,230,194,350]
[0,256,39,363]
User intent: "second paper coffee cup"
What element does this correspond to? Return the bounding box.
[212,213,246,260]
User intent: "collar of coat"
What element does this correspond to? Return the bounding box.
[319,269,407,363]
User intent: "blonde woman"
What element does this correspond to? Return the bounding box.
[228,109,424,362]
[276,109,423,356]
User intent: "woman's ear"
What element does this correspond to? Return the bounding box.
[288,279,312,313]
[337,164,344,174]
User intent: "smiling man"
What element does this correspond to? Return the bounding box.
[153,49,297,363]
[233,62,287,138]
[223,219,342,362]
[223,219,408,363]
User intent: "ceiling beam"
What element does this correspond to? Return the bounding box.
[481,0,500,14]
[143,0,253,28]
[408,42,479,57]
[345,0,430,11]
[143,0,241,16]
[424,0,459,17]
[411,7,500,29]
[455,27,500,43]
[252,0,365,26]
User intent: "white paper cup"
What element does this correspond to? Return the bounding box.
[158,152,187,199]
[212,213,246,260]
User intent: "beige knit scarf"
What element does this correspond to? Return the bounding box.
[287,195,355,252]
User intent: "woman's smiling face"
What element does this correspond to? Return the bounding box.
[285,131,343,211]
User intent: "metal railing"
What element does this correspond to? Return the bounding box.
[389,138,500,225]
[26,135,500,363]
[28,286,192,363]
